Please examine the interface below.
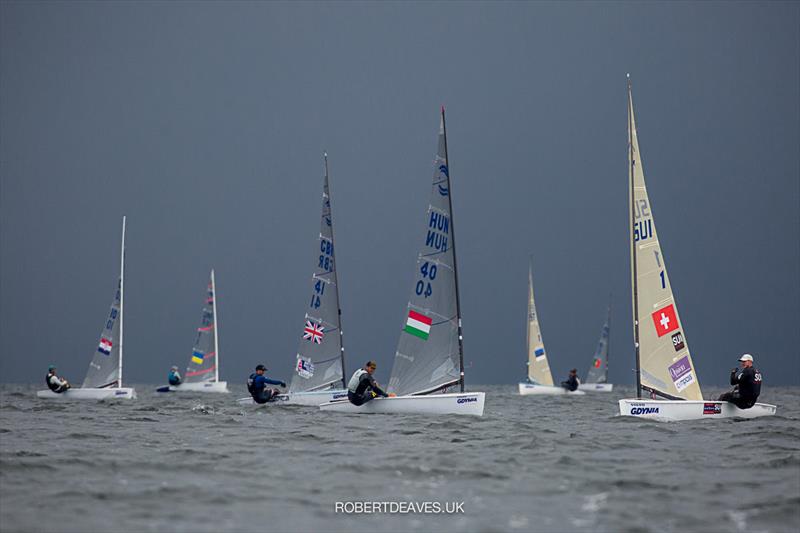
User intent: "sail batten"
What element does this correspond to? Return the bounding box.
[628,80,703,401]
[289,154,345,393]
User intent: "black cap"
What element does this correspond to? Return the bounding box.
[255,364,266,371]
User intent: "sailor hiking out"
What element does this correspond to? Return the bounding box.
[247,364,286,404]
[718,354,762,409]
[168,366,182,386]
[45,365,71,393]
[347,361,393,406]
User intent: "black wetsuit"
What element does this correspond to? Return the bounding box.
[347,370,388,406]
[560,374,579,392]
[248,373,285,404]
[718,367,761,409]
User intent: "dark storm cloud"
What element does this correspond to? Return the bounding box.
[1,1,798,387]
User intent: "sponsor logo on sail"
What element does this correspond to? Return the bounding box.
[668,355,695,392]
[703,403,721,415]
[296,357,314,379]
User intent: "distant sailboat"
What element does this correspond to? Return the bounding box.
[158,270,228,393]
[320,108,485,416]
[518,259,584,396]
[618,76,775,420]
[37,216,136,400]
[579,300,613,392]
[238,153,348,406]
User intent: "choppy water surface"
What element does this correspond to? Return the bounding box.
[1,384,798,532]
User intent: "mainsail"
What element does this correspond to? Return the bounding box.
[184,270,220,383]
[388,108,464,396]
[584,302,610,384]
[289,153,346,393]
[628,76,702,401]
[525,260,554,386]
[82,216,125,389]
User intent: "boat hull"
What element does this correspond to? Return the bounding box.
[157,381,229,393]
[235,389,348,406]
[36,387,137,400]
[619,399,777,421]
[518,382,585,395]
[318,392,485,416]
[578,382,614,392]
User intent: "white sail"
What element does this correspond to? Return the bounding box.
[82,216,126,389]
[525,260,554,386]
[184,270,220,384]
[387,109,463,397]
[628,79,702,401]
[289,154,346,393]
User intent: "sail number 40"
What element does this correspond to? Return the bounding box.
[415,261,437,298]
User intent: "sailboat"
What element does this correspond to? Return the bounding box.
[518,260,585,396]
[578,300,614,392]
[237,153,348,406]
[320,108,485,416]
[37,216,136,400]
[618,76,775,420]
[158,270,229,393]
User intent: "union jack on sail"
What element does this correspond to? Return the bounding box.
[302,320,324,344]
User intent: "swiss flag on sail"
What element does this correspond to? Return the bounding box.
[651,304,679,337]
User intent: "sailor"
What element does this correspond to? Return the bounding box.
[717,354,762,409]
[45,365,71,393]
[168,366,182,386]
[347,361,393,406]
[560,368,579,392]
[247,364,286,404]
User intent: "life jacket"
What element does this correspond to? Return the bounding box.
[247,373,258,396]
[348,369,367,393]
[46,373,60,392]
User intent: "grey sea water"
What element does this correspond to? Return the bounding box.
[1,384,798,533]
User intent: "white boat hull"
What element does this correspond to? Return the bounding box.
[36,387,137,400]
[318,392,485,416]
[578,382,614,392]
[518,382,585,395]
[619,399,777,421]
[157,381,229,393]
[235,389,347,406]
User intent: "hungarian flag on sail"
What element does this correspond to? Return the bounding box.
[404,310,432,340]
[191,351,204,365]
[97,337,113,355]
[303,321,324,344]
[651,304,679,337]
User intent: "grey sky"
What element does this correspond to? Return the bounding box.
[1,1,798,387]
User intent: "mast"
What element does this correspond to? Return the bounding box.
[118,215,126,388]
[441,107,465,393]
[211,269,220,383]
[324,152,347,389]
[628,75,642,398]
[606,293,612,375]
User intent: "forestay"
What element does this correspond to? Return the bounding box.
[388,112,462,397]
[629,80,702,401]
[584,303,610,384]
[289,154,346,393]
[82,279,122,389]
[525,261,554,386]
[185,270,219,383]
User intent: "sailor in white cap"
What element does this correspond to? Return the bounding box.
[717,354,762,409]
